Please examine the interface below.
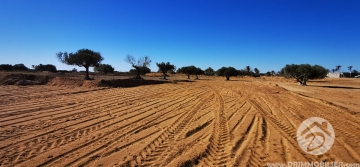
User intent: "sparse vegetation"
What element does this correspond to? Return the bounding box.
[56,48,104,80]
[125,55,152,79]
[32,64,57,72]
[0,64,13,71]
[12,64,29,71]
[94,64,114,74]
[156,62,175,79]
[281,64,328,85]
[216,66,238,80]
[204,67,215,76]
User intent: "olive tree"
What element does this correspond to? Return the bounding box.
[216,67,238,80]
[56,48,104,80]
[12,64,29,71]
[32,64,57,72]
[281,64,328,86]
[0,64,13,71]
[125,55,151,79]
[156,62,175,80]
[177,65,197,79]
[204,67,215,76]
[194,67,204,79]
[94,64,114,74]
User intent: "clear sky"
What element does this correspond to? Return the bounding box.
[1,0,359,73]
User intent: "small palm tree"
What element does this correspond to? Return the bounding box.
[245,66,251,76]
[335,65,341,72]
[348,66,353,77]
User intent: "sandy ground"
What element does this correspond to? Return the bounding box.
[0,76,359,166]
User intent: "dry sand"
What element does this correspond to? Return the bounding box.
[0,76,359,166]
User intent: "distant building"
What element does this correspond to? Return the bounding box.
[342,72,359,78]
[327,72,359,78]
[327,72,342,78]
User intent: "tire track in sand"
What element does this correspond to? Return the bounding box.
[119,93,214,167]
[197,87,231,167]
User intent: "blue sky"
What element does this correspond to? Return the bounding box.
[1,0,359,73]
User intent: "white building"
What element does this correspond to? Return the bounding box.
[327,72,343,78]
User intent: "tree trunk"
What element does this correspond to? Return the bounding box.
[135,67,142,79]
[195,75,199,79]
[226,76,230,80]
[163,73,167,80]
[85,66,90,80]
[187,74,190,79]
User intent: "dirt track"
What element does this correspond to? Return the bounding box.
[0,78,359,166]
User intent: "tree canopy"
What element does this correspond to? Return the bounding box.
[12,64,29,71]
[94,64,114,74]
[204,67,215,76]
[129,66,151,75]
[0,64,13,71]
[156,62,175,79]
[216,67,238,80]
[32,64,57,72]
[281,64,328,85]
[177,66,200,79]
[56,48,104,80]
[125,55,151,79]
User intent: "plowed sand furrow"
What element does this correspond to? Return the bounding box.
[0,87,163,118]
[231,116,258,166]
[197,88,231,167]
[285,94,360,147]
[227,101,247,121]
[1,79,359,166]
[0,86,167,114]
[0,98,159,145]
[0,88,204,143]
[265,115,316,162]
[1,92,205,165]
[121,93,214,167]
[34,89,207,166]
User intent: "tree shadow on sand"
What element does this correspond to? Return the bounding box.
[98,79,192,88]
[309,85,360,90]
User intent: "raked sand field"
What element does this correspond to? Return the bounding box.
[0,76,359,167]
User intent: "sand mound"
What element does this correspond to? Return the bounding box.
[47,77,101,88]
[47,77,170,88]
[0,74,53,86]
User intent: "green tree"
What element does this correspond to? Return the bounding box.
[129,66,151,75]
[265,71,272,76]
[281,64,328,86]
[56,48,104,80]
[336,65,341,72]
[177,65,197,79]
[33,64,57,72]
[204,67,215,76]
[156,62,175,80]
[254,68,260,75]
[353,69,358,74]
[237,69,246,77]
[125,55,151,79]
[245,66,252,76]
[216,67,238,80]
[0,64,13,71]
[194,67,204,79]
[94,64,114,74]
[12,64,29,71]
[271,70,275,76]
